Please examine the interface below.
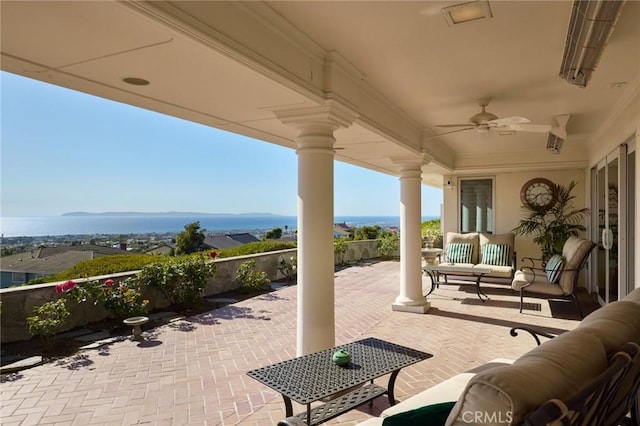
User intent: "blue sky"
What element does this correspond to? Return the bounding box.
[1,71,442,217]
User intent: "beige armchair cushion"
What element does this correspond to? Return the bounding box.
[558,236,594,294]
[511,269,565,295]
[446,330,607,426]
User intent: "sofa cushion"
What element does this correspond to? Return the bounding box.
[447,243,474,264]
[577,300,640,356]
[446,233,479,264]
[479,233,515,251]
[445,329,608,426]
[382,401,456,426]
[480,244,511,266]
[474,264,514,279]
[545,254,564,284]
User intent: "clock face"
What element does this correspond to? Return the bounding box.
[520,178,556,208]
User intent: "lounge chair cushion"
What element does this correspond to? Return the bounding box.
[577,300,640,356]
[446,329,607,425]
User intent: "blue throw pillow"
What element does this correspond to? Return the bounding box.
[447,242,473,263]
[481,243,511,266]
[382,401,456,426]
[545,254,564,284]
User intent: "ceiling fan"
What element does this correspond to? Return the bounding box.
[426,99,551,139]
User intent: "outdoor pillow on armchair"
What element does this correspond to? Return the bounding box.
[381,401,456,426]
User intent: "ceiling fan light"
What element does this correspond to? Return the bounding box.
[547,133,564,154]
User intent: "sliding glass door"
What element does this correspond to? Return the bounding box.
[592,143,633,304]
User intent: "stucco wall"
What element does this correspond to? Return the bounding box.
[0,240,382,343]
[442,170,587,263]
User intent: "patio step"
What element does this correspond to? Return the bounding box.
[290,383,386,425]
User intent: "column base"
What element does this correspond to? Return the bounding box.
[391,300,431,314]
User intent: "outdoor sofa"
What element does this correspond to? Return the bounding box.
[437,232,517,281]
[279,287,640,425]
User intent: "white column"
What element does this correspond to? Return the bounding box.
[276,102,356,355]
[392,159,430,314]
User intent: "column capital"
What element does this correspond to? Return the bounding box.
[274,100,357,134]
[391,155,428,176]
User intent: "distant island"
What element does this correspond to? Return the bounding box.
[62,211,282,217]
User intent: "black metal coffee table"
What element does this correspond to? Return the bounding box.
[246,337,432,425]
[422,264,493,302]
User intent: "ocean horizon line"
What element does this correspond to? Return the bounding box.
[1,214,439,238]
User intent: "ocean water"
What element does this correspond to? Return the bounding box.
[0,215,438,238]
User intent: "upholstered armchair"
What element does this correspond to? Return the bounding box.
[511,236,596,317]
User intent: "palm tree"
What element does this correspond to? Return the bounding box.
[513,181,590,261]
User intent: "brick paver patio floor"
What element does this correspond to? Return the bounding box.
[0,260,594,425]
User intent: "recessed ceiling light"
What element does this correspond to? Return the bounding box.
[442,1,492,26]
[122,77,150,86]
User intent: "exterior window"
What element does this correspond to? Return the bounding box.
[460,178,494,233]
[12,272,26,284]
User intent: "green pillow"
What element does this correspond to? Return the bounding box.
[382,401,457,426]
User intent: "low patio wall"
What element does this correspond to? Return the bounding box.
[0,240,383,343]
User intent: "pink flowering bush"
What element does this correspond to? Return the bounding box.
[55,280,77,293]
[65,278,149,320]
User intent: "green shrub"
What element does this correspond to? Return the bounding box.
[27,299,70,352]
[215,241,296,258]
[28,254,169,284]
[334,238,349,266]
[136,256,215,310]
[278,256,297,282]
[421,218,443,248]
[264,227,283,239]
[353,226,381,240]
[235,260,270,293]
[67,278,148,320]
[377,233,399,258]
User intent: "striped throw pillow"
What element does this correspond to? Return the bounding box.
[447,243,473,263]
[545,255,564,284]
[481,244,511,266]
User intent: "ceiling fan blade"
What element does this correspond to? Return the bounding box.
[424,127,474,140]
[435,123,475,128]
[488,116,530,127]
[550,126,567,139]
[508,123,552,133]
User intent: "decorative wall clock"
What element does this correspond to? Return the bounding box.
[520,178,557,209]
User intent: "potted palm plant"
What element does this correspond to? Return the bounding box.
[513,181,590,261]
